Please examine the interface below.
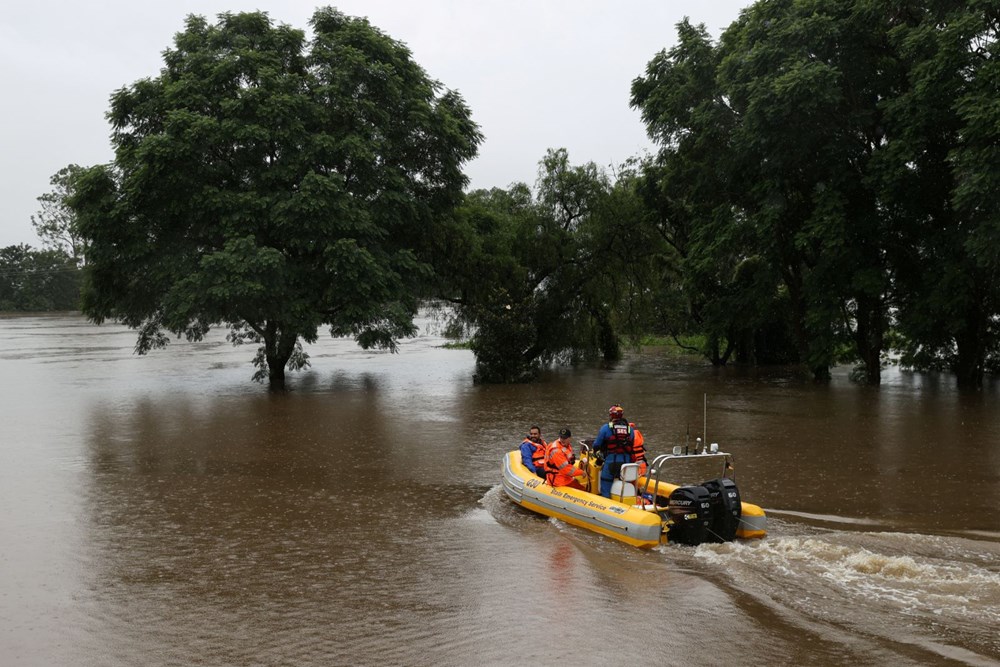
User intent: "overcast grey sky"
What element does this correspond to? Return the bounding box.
[0,0,748,247]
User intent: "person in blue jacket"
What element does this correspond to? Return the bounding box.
[592,404,635,497]
[519,425,547,478]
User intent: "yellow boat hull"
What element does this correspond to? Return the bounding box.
[501,451,767,547]
[501,451,664,548]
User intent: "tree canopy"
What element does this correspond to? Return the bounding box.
[630,0,1000,387]
[46,1,999,390]
[434,149,657,383]
[70,8,480,389]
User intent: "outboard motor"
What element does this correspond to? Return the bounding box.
[702,477,742,543]
[667,485,712,546]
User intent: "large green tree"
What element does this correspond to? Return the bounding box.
[717,0,902,383]
[634,6,912,384]
[634,1,1000,387]
[70,9,480,389]
[880,0,1000,387]
[632,20,795,368]
[436,149,650,383]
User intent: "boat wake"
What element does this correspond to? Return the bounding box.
[478,484,547,528]
[765,508,891,528]
[687,529,1000,664]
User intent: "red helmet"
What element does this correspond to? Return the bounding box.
[609,404,624,420]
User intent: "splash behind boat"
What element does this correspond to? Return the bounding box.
[500,443,767,548]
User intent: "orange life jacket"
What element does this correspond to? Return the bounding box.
[630,424,647,475]
[544,439,583,487]
[522,437,547,473]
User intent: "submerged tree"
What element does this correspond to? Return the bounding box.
[632,19,793,367]
[435,149,652,383]
[634,6,914,384]
[880,1,1000,388]
[633,1,1000,387]
[70,9,480,389]
[715,0,906,383]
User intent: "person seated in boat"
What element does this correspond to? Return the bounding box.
[592,404,637,497]
[519,425,547,478]
[631,424,647,477]
[544,428,587,491]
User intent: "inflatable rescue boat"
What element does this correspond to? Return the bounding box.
[501,442,767,548]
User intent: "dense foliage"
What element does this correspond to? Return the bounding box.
[0,245,81,311]
[69,9,480,389]
[630,0,1000,387]
[15,0,996,390]
[433,149,658,383]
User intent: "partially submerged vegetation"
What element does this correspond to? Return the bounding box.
[7,2,997,390]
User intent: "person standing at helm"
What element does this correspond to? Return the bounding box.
[544,428,587,490]
[592,404,635,497]
[519,425,547,478]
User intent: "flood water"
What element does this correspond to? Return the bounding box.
[1,312,998,666]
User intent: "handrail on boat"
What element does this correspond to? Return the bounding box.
[578,439,736,512]
[639,447,734,510]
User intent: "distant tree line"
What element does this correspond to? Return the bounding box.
[0,166,84,311]
[0,244,80,311]
[9,2,996,389]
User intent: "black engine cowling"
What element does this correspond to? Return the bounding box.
[702,477,742,543]
[667,485,711,546]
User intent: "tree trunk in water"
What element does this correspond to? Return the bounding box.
[268,361,286,391]
[589,307,619,362]
[954,320,985,390]
[785,271,817,378]
[706,334,734,366]
[811,364,831,382]
[790,288,829,381]
[861,350,882,386]
[263,322,295,392]
[954,357,984,389]
[854,294,884,386]
[707,334,723,366]
[598,322,620,362]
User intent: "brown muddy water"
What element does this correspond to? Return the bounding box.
[0,312,998,666]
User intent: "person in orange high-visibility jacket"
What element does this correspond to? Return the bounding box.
[630,424,647,476]
[544,428,587,490]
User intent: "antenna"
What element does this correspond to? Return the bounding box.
[703,393,708,452]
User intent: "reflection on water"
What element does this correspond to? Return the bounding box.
[1,314,998,666]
